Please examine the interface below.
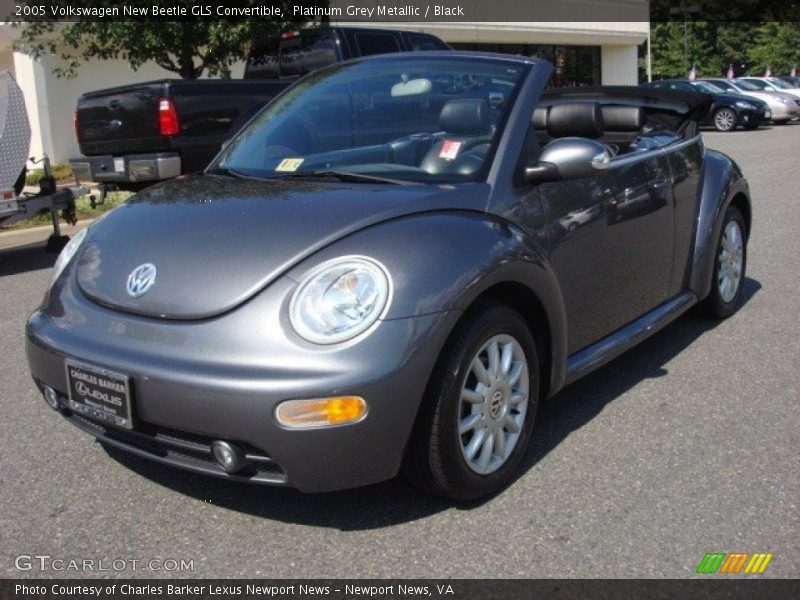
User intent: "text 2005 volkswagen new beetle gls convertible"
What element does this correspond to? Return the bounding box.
[26,53,751,500]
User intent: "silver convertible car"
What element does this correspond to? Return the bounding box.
[26,53,751,500]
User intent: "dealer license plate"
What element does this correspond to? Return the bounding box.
[65,359,133,429]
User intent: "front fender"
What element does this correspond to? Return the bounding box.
[286,211,568,395]
[689,149,750,300]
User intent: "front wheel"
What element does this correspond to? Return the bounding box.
[713,108,738,132]
[697,205,747,318]
[402,303,539,500]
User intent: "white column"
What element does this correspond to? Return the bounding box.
[601,45,639,85]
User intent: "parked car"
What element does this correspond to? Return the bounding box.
[698,78,800,124]
[642,79,770,131]
[738,76,800,100]
[70,27,450,191]
[777,75,800,87]
[28,53,752,500]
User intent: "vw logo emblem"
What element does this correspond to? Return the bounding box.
[126,263,157,297]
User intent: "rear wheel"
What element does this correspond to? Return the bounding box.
[698,205,747,318]
[713,108,737,132]
[402,303,539,500]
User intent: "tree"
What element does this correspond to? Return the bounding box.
[14,1,322,79]
[650,22,720,79]
[746,22,800,75]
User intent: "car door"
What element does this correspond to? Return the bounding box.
[539,150,675,354]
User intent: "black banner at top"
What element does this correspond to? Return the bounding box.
[3,0,800,23]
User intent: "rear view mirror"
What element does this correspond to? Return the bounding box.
[391,78,432,97]
[526,138,611,183]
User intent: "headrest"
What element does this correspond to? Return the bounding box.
[601,105,644,131]
[546,102,604,139]
[532,106,548,130]
[439,99,491,135]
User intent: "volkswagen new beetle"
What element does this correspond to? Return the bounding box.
[26,54,751,500]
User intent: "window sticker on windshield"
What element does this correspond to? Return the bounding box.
[276,158,304,172]
[439,140,462,161]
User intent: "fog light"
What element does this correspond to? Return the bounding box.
[42,385,60,410]
[275,396,368,428]
[210,441,247,473]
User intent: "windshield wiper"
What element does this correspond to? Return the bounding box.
[287,169,416,186]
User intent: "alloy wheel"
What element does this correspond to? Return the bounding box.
[458,334,529,475]
[718,220,744,302]
[715,109,736,131]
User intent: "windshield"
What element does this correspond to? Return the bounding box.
[691,81,723,94]
[767,78,792,89]
[738,79,768,90]
[706,79,737,92]
[212,56,529,184]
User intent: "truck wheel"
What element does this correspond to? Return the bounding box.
[698,206,747,318]
[402,303,539,500]
[713,108,737,132]
[14,168,26,195]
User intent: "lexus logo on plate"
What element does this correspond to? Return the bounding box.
[126,263,157,297]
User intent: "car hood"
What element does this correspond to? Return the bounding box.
[76,174,489,320]
[717,93,765,107]
[738,90,790,104]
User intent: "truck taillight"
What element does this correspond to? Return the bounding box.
[159,98,180,136]
[73,109,81,143]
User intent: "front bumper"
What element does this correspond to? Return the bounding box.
[735,106,768,126]
[70,153,181,185]
[26,269,458,492]
[768,102,800,121]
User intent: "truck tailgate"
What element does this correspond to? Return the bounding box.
[76,81,170,156]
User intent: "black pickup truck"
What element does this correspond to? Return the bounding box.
[70,27,450,190]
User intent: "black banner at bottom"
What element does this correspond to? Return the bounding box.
[1,580,799,600]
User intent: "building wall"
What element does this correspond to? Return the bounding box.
[601,45,639,85]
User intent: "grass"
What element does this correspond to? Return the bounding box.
[0,191,131,231]
[25,163,75,186]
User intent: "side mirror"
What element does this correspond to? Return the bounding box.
[525,138,611,184]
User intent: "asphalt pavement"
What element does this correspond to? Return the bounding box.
[1,124,798,579]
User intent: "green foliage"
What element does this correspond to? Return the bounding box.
[747,23,800,75]
[650,21,800,80]
[13,1,323,79]
[25,163,74,186]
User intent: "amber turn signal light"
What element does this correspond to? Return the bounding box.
[275,396,368,428]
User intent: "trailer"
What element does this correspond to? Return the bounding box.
[1,70,88,251]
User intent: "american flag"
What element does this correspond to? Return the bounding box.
[727,64,734,79]
[689,65,697,80]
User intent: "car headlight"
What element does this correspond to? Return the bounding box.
[735,101,756,109]
[289,256,392,344]
[50,227,88,287]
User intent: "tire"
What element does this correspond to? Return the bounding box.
[567,222,578,232]
[713,108,738,132]
[773,119,789,125]
[402,303,540,500]
[697,205,747,318]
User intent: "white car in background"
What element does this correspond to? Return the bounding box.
[738,77,800,101]
[700,78,800,124]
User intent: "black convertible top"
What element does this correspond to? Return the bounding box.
[542,85,713,115]
[541,85,713,134]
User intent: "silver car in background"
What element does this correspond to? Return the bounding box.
[700,78,800,123]
[738,77,800,100]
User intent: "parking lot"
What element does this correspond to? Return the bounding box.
[1,124,798,579]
